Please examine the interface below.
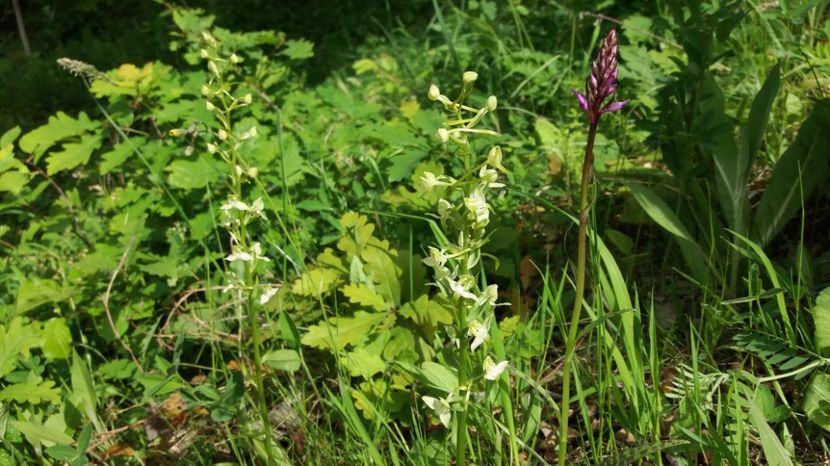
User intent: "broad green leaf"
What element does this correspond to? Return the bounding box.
[301,311,386,350]
[41,318,72,360]
[753,100,830,246]
[342,348,385,378]
[46,134,102,175]
[629,183,710,282]
[362,239,402,306]
[262,349,302,372]
[816,288,830,357]
[343,284,389,311]
[418,361,458,394]
[291,268,341,296]
[746,393,794,466]
[0,374,60,404]
[279,311,301,350]
[71,350,102,431]
[19,112,97,157]
[714,65,779,236]
[803,372,830,432]
[166,155,222,190]
[15,277,75,315]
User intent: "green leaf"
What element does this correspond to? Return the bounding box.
[0,318,41,378]
[0,374,61,404]
[803,372,830,432]
[281,39,314,60]
[0,126,21,147]
[41,318,72,360]
[418,361,458,394]
[400,295,452,335]
[19,112,97,157]
[0,170,30,195]
[291,268,341,296]
[46,134,102,175]
[12,418,73,446]
[815,288,830,357]
[166,154,222,190]
[71,350,102,431]
[713,64,779,236]
[262,349,302,372]
[15,277,75,315]
[343,284,389,311]
[629,183,711,282]
[279,311,301,350]
[98,143,133,174]
[301,311,387,350]
[753,100,830,246]
[342,348,385,378]
[362,239,402,306]
[746,393,794,466]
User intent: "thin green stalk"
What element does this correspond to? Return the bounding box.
[558,121,597,466]
[456,302,470,465]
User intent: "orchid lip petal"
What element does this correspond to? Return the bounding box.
[572,90,590,112]
[599,99,630,114]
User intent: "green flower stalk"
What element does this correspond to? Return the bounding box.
[559,29,628,466]
[421,72,516,465]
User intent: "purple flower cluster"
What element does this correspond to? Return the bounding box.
[573,29,629,125]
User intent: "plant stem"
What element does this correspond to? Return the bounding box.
[557,121,597,466]
[456,302,469,465]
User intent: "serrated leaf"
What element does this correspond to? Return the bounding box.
[1,126,21,147]
[342,348,385,378]
[12,418,73,446]
[0,374,60,404]
[281,39,314,60]
[46,134,102,175]
[301,311,386,350]
[19,112,97,157]
[98,143,133,174]
[0,170,30,194]
[343,284,389,310]
[0,318,41,378]
[400,295,452,335]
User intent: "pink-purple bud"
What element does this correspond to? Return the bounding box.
[572,29,629,124]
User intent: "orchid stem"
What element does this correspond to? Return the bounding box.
[558,120,597,466]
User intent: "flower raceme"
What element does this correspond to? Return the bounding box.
[572,29,629,125]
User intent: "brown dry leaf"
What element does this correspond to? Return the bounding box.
[548,152,562,177]
[190,373,206,385]
[102,443,136,459]
[519,255,539,290]
[227,360,241,371]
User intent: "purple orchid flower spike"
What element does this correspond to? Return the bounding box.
[573,29,629,125]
